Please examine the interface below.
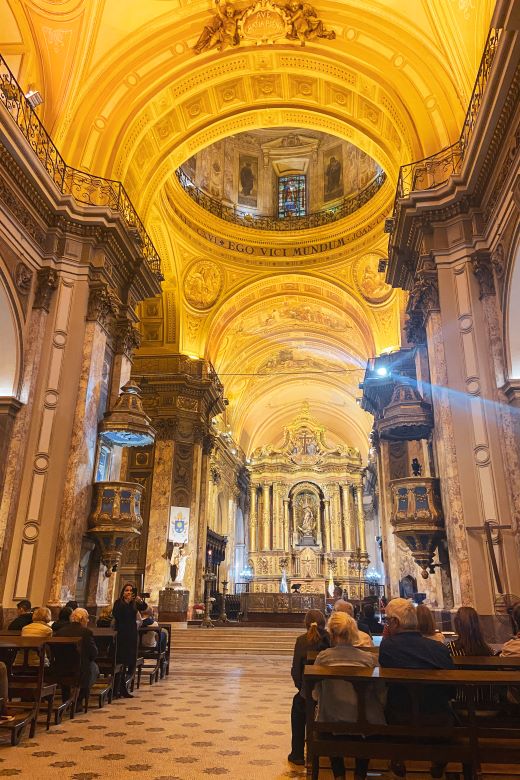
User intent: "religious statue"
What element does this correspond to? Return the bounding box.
[194,0,244,53]
[166,542,191,587]
[411,458,422,477]
[285,1,335,45]
[297,503,316,541]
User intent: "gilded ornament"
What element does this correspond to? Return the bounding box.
[354,254,392,304]
[193,0,334,53]
[15,262,33,295]
[184,260,223,309]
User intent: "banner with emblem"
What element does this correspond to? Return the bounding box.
[169,506,190,544]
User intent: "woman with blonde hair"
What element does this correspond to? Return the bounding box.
[20,607,53,666]
[416,604,445,643]
[314,611,385,780]
[288,609,329,766]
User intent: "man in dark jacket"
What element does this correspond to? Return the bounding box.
[55,608,99,694]
[8,600,33,630]
[379,598,453,779]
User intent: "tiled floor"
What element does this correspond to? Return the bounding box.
[0,653,517,779]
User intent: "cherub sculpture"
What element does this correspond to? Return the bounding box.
[194,0,244,54]
[285,1,336,45]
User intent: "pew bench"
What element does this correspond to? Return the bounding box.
[303,665,520,780]
[138,627,165,685]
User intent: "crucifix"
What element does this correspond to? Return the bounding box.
[298,430,314,454]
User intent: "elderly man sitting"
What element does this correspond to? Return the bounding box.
[333,601,373,648]
[379,597,453,780]
[55,608,99,699]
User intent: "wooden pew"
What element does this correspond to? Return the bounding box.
[46,637,83,723]
[158,622,171,677]
[0,637,56,737]
[137,627,165,685]
[303,665,520,780]
[90,628,120,705]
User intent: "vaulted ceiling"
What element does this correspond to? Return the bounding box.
[1,0,495,454]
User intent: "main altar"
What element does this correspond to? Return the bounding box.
[247,404,369,595]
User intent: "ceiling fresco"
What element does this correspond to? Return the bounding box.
[2,0,494,455]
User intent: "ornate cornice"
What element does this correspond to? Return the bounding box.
[33,267,59,312]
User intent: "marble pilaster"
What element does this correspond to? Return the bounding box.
[426,309,469,606]
[283,497,290,552]
[49,316,111,604]
[323,499,331,552]
[143,438,175,602]
[193,436,213,602]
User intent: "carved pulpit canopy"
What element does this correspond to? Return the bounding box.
[194,0,335,54]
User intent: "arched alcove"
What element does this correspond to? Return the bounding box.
[506,240,520,378]
[0,271,21,398]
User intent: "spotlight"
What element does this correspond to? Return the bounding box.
[375,366,388,377]
[25,89,43,108]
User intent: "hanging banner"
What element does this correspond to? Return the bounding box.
[169,506,190,543]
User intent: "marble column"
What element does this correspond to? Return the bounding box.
[49,284,119,605]
[272,483,283,550]
[261,483,271,551]
[330,485,342,550]
[193,435,214,602]
[323,499,331,553]
[249,482,257,553]
[143,433,175,602]
[283,496,290,552]
[340,483,355,551]
[355,483,367,555]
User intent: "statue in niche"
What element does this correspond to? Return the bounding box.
[297,499,317,544]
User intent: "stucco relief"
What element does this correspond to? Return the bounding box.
[184,260,223,309]
[354,254,392,303]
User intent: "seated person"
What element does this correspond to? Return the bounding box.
[52,606,72,633]
[55,608,99,697]
[379,597,453,779]
[96,606,113,628]
[288,609,330,766]
[500,602,520,704]
[361,603,384,635]
[8,599,33,631]
[333,601,373,647]
[19,607,53,666]
[416,604,445,643]
[140,607,167,652]
[314,611,385,780]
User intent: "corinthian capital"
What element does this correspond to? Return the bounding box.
[33,267,59,312]
[87,284,120,330]
[114,320,141,358]
[471,251,495,299]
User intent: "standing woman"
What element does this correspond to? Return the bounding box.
[112,583,147,698]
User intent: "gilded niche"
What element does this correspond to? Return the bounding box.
[194,0,335,53]
[184,260,223,310]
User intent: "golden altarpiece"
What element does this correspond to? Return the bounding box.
[247,404,368,594]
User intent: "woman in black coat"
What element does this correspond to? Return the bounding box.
[112,582,147,698]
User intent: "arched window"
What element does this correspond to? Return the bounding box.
[278,175,306,218]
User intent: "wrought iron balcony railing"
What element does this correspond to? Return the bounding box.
[0,54,162,280]
[394,26,502,213]
[175,167,387,231]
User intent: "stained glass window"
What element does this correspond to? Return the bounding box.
[278,175,306,218]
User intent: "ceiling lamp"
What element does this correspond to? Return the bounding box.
[98,381,156,447]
